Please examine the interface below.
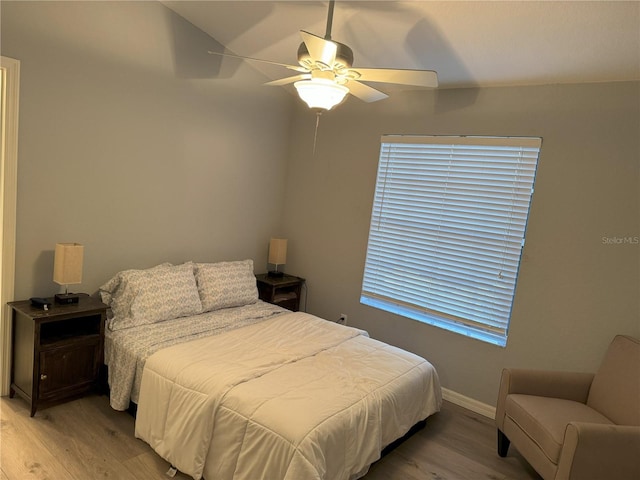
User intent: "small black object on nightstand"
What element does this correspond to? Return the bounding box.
[54,292,80,305]
[30,297,52,310]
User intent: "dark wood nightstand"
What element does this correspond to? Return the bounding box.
[8,294,107,416]
[256,273,305,312]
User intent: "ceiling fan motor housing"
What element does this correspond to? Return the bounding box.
[297,41,354,70]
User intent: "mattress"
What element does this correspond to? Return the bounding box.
[134,311,442,480]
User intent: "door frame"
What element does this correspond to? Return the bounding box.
[1,56,20,396]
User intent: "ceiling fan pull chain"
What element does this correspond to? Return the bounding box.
[325,0,335,40]
[313,111,322,156]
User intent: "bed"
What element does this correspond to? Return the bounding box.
[101,260,442,480]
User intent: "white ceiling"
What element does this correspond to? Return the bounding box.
[163,0,640,90]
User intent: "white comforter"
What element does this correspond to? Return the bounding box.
[135,312,441,480]
[105,301,285,410]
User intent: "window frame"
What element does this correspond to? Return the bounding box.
[360,135,542,347]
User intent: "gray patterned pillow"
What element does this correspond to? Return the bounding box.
[195,259,258,312]
[100,263,172,329]
[100,262,203,331]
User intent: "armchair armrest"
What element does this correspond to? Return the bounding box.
[556,422,640,480]
[498,368,595,400]
[495,368,594,428]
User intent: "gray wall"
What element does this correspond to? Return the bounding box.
[283,82,640,405]
[1,1,294,299]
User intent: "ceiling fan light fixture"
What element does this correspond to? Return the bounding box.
[294,78,349,111]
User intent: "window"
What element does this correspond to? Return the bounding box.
[361,135,542,347]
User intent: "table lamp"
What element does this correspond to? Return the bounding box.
[53,243,84,304]
[268,238,287,277]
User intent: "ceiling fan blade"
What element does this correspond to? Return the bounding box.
[208,51,308,73]
[264,74,310,87]
[300,31,337,68]
[347,80,389,103]
[354,68,438,88]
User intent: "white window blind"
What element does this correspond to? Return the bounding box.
[361,135,542,347]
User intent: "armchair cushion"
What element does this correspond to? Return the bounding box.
[495,369,594,431]
[506,395,613,464]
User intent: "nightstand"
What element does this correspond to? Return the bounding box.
[8,294,107,416]
[256,273,305,312]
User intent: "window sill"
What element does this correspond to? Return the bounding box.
[360,295,507,347]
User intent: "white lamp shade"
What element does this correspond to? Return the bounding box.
[294,78,349,110]
[268,238,288,266]
[53,243,84,285]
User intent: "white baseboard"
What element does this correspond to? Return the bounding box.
[442,387,496,419]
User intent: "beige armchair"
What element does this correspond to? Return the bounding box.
[495,335,640,480]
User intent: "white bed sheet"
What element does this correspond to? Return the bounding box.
[135,312,442,480]
[104,300,286,410]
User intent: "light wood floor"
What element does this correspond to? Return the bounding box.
[1,394,541,479]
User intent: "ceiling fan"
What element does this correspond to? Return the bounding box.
[208,0,438,112]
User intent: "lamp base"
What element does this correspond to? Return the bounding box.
[267,270,284,278]
[55,293,80,305]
